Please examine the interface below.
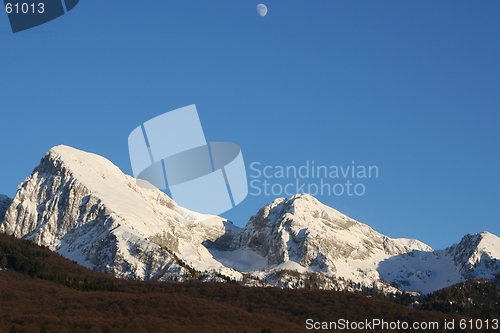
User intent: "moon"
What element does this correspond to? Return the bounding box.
[256,4,268,17]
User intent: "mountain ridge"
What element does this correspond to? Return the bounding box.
[1,145,499,294]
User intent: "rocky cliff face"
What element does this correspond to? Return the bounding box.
[1,145,499,294]
[0,145,239,281]
[447,232,500,280]
[237,194,432,270]
[0,195,11,222]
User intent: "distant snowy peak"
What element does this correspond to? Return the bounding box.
[248,193,426,249]
[475,232,500,257]
[452,231,500,255]
[447,231,500,280]
[246,193,366,231]
[237,193,431,270]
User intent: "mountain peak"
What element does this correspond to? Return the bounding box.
[478,230,499,239]
[264,193,346,223]
[236,191,433,277]
[460,231,500,259]
[1,145,500,294]
[40,145,125,180]
[286,192,327,208]
[0,145,238,280]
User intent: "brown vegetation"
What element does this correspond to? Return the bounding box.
[0,233,477,332]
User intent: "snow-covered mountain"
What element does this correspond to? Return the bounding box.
[377,231,500,294]
[207,195,431,286]
[0,145,241,281]
[1,145,499,294]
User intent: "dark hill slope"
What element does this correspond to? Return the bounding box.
[0,233,471,333]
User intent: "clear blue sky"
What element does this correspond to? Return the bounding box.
[1,1,499,249]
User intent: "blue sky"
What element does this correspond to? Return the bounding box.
[0,1,499,249]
